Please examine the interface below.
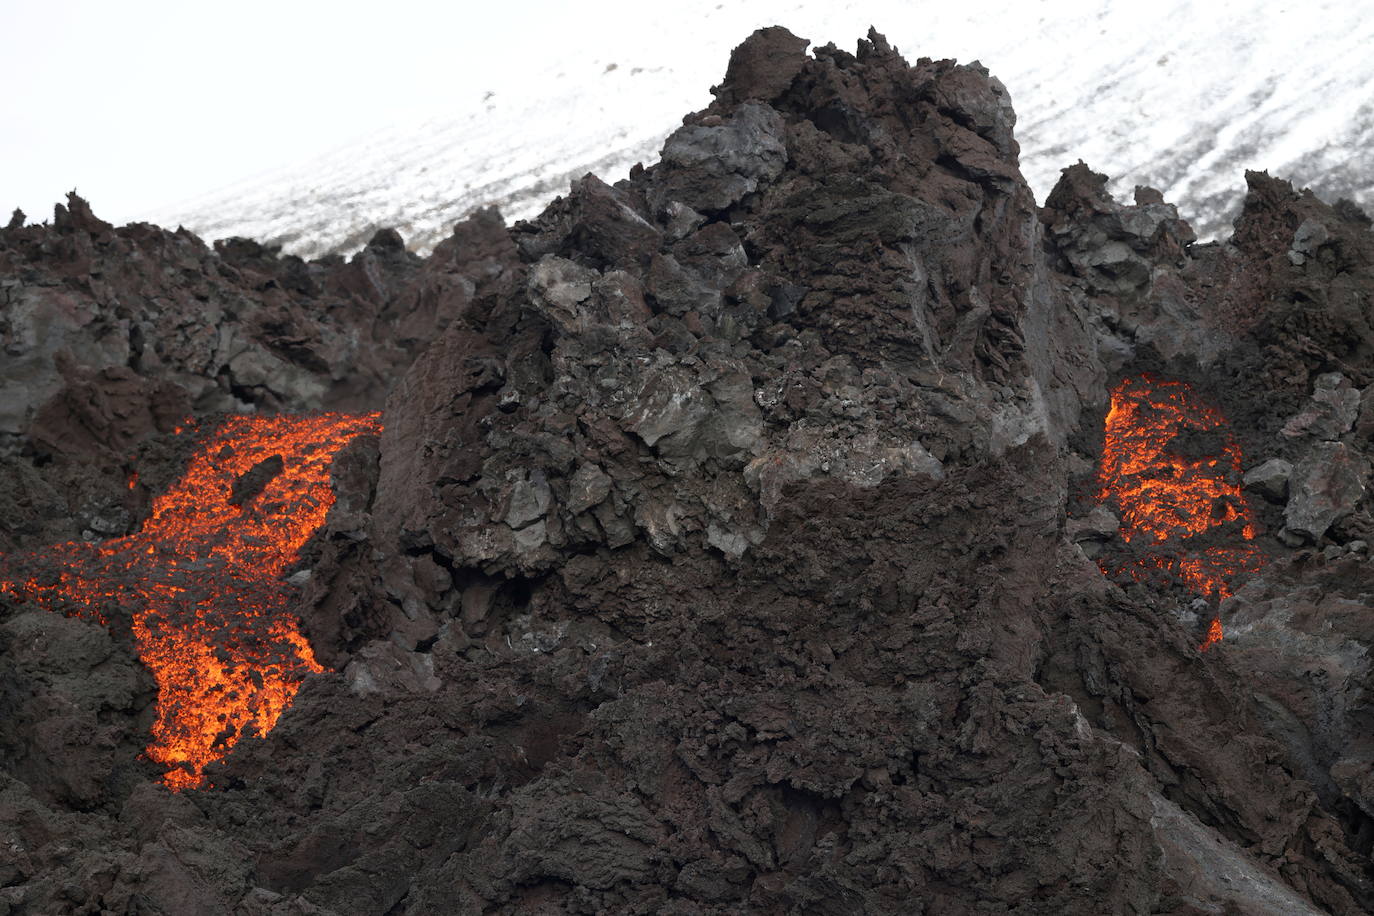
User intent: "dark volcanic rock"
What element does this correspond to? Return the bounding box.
[5,24,1374,916]
[1282,372,1362,441]
[1245,456,1294,503]
[0,611,154,808]
[1284,442,1370,542]
[0,190,467,463]
[227,454,285,507]
[712,26,811,108]
[652,101,788,214]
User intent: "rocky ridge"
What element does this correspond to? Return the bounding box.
[3,26,1374,915]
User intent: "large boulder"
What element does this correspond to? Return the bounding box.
[1284,442,1370,542]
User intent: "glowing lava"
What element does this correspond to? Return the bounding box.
[1095,374,1262,650]
[0,413,381,789]
[1200,617,1225,652]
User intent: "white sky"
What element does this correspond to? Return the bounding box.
[1,0,635,222]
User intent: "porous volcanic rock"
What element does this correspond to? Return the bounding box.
[4,25,1374,916]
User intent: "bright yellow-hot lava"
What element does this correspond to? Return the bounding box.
[0,412,381,789]
[1095,375,1261,650]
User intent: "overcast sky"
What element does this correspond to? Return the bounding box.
[1,0,636,223]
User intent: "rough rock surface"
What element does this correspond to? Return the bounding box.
[0,195,467,463]
[1245,457,1294,504]
[4,25,1374,916]
[1285,443,1370,543]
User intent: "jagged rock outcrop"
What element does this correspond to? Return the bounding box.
[0,198,450,462]
[4,25,1374,916]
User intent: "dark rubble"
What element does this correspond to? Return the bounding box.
[3,26,1374,915]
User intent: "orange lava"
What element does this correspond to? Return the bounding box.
[1200,617,1225,652]
[1095,374,1262,650]
[0,413,381,789]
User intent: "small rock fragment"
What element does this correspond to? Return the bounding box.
[1243,458,1293,503]
[566,463,613,515]
[1287,218,1329,266]
[506,471,552,529]
[228,454,285,507]
[1066,506,1120,558]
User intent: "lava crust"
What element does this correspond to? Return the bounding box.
[3,25,1374,916]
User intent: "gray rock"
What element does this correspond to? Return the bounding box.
[706,524,751,559]
[1356,385,1374,442]
[654,101,787,213]
[701,370,763,462]
[592,500,637,549]
[1083,240,1152,292]
[622,365,715,450]
[566,174,662,269]
[343,642,441,697]
[506,470,552,529]
[661,202,706,242]
[566,463,613,515]
[1149,792,1327,915]
[1287,218,1330,266]
[593,271,653,330]
[512,519,549,553]
[1281,372,1361,440]
[1244,458,1294,503]
[634,500,682,556]
[901,440,946,481]
[1277,528,1308,548]
[1332,758,1374,822]
[528,256,597,336]
[1042,165,1194,301]
[933,61,1020,158]
[620,362,761,473]
[1066,506,1121,543]
[1284,442,1370,542]
[1066,506,1120,559]
[0,287,131,439]
[644,252,721,318]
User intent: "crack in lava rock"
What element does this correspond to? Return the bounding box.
[1095,374,1264,648]
[0,412,381,789]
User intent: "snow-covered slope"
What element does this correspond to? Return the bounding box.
[152,0,1374,257]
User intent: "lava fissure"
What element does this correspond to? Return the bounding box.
[1095,374,1263,648]
[0,412,381,789]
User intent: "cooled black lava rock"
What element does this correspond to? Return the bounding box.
[4,25,1374,916]
[228,455,285,507]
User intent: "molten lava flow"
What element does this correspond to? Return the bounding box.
[1200,617,1225,652]
[0,413,381,789]
[1095,374,1262,650]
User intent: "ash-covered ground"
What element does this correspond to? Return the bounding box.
[3,26,1374,915]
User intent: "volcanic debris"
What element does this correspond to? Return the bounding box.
[3,25,1374,915]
